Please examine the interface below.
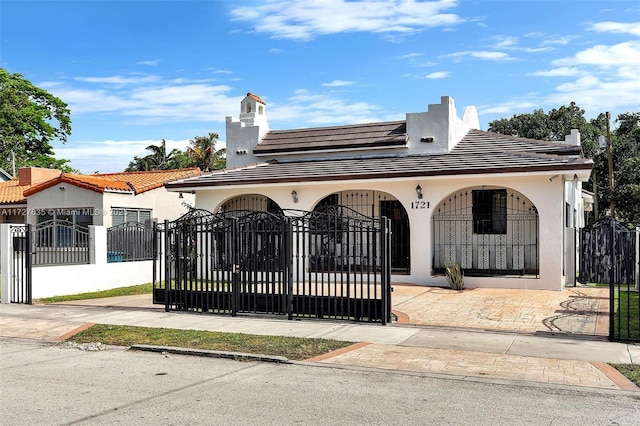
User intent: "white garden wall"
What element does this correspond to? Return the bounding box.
[1,224,154,301]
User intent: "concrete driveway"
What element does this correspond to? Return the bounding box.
[391,284,609,337]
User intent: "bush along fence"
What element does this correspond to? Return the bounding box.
[579,217,640,342]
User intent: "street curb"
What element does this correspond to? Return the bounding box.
[129,344,292,364]
[591,362,640,392]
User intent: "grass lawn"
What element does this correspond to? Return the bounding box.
[69,324,352,361]
[36,283,153,304]
[610,363,640,387]
[613,289,639,340]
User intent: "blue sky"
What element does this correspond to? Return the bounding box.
[1,0,639,173]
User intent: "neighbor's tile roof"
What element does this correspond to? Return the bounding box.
[22,168,202,197]
[166,128,590,189]
[254,120,407,154]
[0,179,32,205]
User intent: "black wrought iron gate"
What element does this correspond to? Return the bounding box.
[153,207,392,323]
[7,224,32,304]
[579,217,639,342]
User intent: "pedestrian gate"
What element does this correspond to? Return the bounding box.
[6,224,32,304]
[153,207,392,323]
[579,217,639,342]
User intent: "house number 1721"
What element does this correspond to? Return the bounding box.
[411,201,429,209]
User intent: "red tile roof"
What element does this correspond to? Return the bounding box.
[246,92,266,105]
[0,178,32,205]
[19,168,202,198]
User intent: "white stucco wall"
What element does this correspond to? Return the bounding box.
[1,225,154,300]
[103,189,194,227]
[192,170,583,291]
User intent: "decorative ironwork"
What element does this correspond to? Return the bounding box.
[107,222,154,262]
[152,206,391,323]
[32,219,89,265]
[432,189,539,276]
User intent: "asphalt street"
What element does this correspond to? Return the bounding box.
[2,338,639,426]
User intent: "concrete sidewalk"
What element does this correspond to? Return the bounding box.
[0,296,638,393]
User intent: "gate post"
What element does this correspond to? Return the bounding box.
[380,217,392,325]
[285,218,294,321]
[163,220,170,312]
[231,217,239,317]
[609,221,615,340]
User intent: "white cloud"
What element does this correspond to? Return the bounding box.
[48,77,241,124]
[442,50,515,62]
[75,75,162,85]
[480,99,539,115]
[230,0,464,40]
[136,60,160,66]
[552,41,640,68]
[528,67,582,77]
[55,139,192,173]
[268,89,386,125]
[425,71,449,79]
[589,21,640,36]
[496,41,640,119]
[322,80,355,87]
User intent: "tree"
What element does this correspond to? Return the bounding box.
[125,133,226,172]
[488,104,640,223]
[125,139,186,171]
[186,132,226,172]
[0,68,75,174]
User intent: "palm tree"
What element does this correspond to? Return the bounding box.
[186,132,226,172]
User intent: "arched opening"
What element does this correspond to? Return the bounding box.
[314,190,410,273]
[217,194,282,216]
[432,187,539,276]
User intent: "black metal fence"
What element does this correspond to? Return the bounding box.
[107,222,154,262]
[8,225,32,304]
[579,217,639,342]
[153,207,392,323]
[32,219,90,265]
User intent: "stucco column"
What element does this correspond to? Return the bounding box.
[90,226,107,265]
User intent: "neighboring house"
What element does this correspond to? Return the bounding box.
[0,167,201,226]
[166,93,593,291]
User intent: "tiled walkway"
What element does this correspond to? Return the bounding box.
[392,285,609,336]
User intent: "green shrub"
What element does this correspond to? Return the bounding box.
[444,262,465,290]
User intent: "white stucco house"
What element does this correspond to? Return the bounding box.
[166,93,593,291]
[0,167,201,227]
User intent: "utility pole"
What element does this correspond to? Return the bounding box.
[606,112,615,219]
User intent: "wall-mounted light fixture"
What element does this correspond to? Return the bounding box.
[178,192,184,199]
[291,189,298,203]
[415,185,423,199]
